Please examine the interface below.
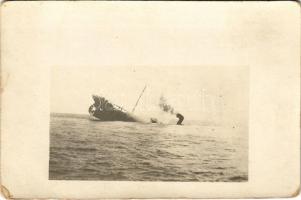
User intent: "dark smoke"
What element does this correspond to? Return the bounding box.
[158,95,184,125]
[158,95,175,114]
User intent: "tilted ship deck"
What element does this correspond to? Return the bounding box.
[89,95,140,122]
[91,109,138,122]
[88,88,184,124]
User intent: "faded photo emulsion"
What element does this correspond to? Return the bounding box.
[1,1,299,198]
[49,65,248,182]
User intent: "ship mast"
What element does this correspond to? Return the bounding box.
[132,85,147,113]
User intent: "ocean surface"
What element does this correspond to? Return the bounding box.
[49,113,248,181]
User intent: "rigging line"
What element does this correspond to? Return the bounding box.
[132,85,147,113]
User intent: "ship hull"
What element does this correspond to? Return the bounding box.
[92,110,138,122]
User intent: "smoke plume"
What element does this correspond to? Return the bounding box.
[158,95,175,115]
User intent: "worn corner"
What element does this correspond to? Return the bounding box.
[0,0,11,9]
[0,185,12,199]
[291,185,301,197]
[287,0,301,11]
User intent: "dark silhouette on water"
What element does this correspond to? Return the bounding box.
[176,113,184,125]
[150,118,158,123]
[89,95,139,122]
[89,94,185,125]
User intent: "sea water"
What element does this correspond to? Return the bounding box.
[49,113,248,181]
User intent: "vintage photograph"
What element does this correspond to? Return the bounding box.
[49,65,248,182]
[1,1,300,198]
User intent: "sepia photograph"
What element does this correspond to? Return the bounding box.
[1,1,299,198]
[49,65,248,181]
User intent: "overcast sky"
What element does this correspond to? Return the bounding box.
[47,3,253,125]
[51,65,248,125]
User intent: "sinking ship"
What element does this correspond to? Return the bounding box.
[88,95,140,122]
[88,86,184,124]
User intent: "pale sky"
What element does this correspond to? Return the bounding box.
[51,65,248,125]
[46,3,254,125]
